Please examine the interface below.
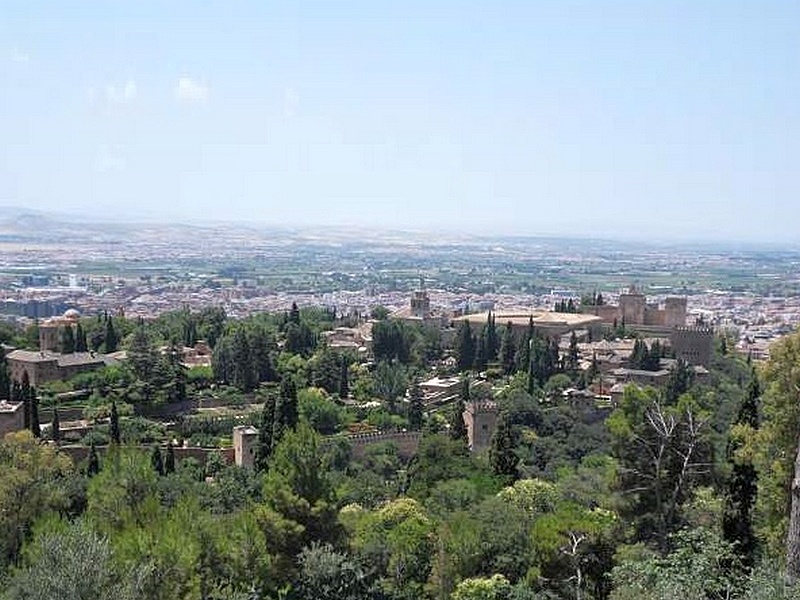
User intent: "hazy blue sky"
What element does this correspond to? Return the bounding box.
[1,1,798,241]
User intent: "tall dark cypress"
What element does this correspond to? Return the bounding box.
[165,443,176,475]
[255,396,276,471]
[51,406,61,442]
[490,412,519,482]
[29,386,40,437]
[75,322,88,352]
[61,326,75,354]
[450,378,469,446]
[455,320,475,372]
[0,346,9,401]
[87,442,100,476]
[150,445,164,476]
[109,400,121,444]
[408,381,424,431]
[722,369,760,570]
[273,377,298,447]
[104,316,119,353]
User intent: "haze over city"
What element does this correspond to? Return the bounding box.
[2,1,799,242]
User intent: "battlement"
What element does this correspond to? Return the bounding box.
[670,326,714,367]
[332,430,423,459]
[465,400,498,414]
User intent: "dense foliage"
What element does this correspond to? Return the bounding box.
[3,307,800,599]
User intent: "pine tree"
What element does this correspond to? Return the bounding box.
[408,381,424,431]
[104,316,119,353]
[109,401,121,444]
[75,322,88,352]
[490,412,518,481]
[150,445,164,476]
[87,442,100,476]
[51,406,60,442]
[723,369,760,570]
[165,443,176,475]
[255,396,276,471]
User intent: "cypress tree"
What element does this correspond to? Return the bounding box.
[0,346,9,401]
[499,321,516,374]
[408,381,424,431]
[273,377,298,446]
[75,322,88,352]
[450,378,469,446]
[455,320,475,372]
[104,316,119,353]
[490,412,519,481]
[150,445,164,476]
[165,442,176,475]
[29,386,40,437]
[109,401,121,444]
[723,369,760,570]
[61,326,75,354]
[339,359,349,399]
[255,396,276,471]
[566,330,580,378]
[51,406,60,443]
[87,442,100,476]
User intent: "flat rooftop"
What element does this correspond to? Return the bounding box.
[453,311,602,329]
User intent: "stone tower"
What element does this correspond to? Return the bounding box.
[619,285,646,325]
[463,400,498,453]
[232,425,259,468]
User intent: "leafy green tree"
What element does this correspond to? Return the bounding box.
[451,573,513,600]
[86,447,159,536]
[0,431,75,567]
[722,368,760,570]
[300,388,344,435]
[262,423,340,564]
[755,331,800,558]
[610,528,743,600]
[297,542,378,600]
[608,386,713,546]
[373,361,409,413]
[2,520,148,600]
